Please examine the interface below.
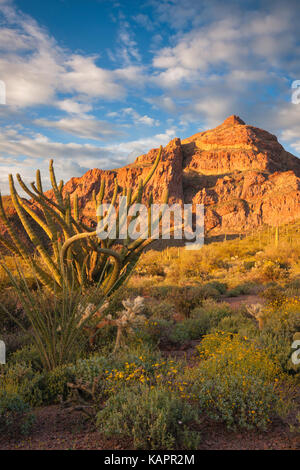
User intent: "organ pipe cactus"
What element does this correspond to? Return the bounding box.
[0,146,167,295]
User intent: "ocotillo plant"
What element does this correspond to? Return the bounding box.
[0,146,167,295]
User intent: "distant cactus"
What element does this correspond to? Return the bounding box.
[0,146,167,295]
[246,303,264,330]
[275,226,279,247]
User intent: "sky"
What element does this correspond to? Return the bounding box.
[0,0,300,194]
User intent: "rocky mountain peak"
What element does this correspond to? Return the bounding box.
[221,115,246,127]
[1,117,300,245]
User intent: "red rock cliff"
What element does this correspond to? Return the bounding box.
[2,115,300,240]
[60,115,300,235]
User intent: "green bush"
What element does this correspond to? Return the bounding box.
[0,289,24,332]
[9,345,43,371]
[227,281,259,297]
[254,259,290,282]
[168,318,208,344]
[261,285,286,306]
[204,281,227,295]
[150,301,176,321]
[243,260,256,271]
[172,286,219,318]
[134,318,171,348]
[211,313,258,338]
[0,389,35,435]
[182,332,285,430]
[258,298,300,373]
[167,254,208,282]
[192,373,283,430]
[190,300,232,333]
[135,262,165,277]
[1,362,45,407]
[96,385,201,450]
[284,278,300,298]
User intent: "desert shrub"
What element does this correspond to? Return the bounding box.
[190,300,233,333]
[258,297,300,373]
[172,287,201,318]
[166,253,208,282]
[2,346,75,406]
[182,332,285,430]
[9,345,43,371]
[172,286,219,318]
[227,281,260,297]
[1,362,45,407]
[168,318,207,344]
[43,366,75,403]
[96,385,201,450]
[135,262,165,277]
[284,278,300,298]
[134,318,171,347]
[211,313,258,338]
[261,285,286,306]
[254,259,290,282]
[65,350,182,408]
[0,288,26,332]
[243,260,256,271]
[204,281,227,295]
[0,388,35,435]
[167,305,232,344]
[150,301,176,321]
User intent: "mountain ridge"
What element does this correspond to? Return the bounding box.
[59,115,300,235]
[1,115,300,245]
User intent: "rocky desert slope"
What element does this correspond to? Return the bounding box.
[59,114,300,236]
[1,115,300,242]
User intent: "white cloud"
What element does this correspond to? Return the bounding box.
[35,116,126,141]
[0,125,178,194]
[106,127,177,163]
[133,14,154,31]
[0,2,146,109]
[153,11,295,85]
[61,55,124,99]
[122,108,159,126]
[114,65,146,86]
[56,99,92,115]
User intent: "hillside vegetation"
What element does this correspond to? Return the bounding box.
[0,220,299,449]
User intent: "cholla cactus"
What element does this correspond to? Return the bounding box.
[78,300,109,326]
[85,296,146,350]
[246,303,264,330]
[110,296,146,352]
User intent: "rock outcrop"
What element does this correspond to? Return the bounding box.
[1,115,300,240]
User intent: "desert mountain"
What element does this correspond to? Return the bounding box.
[59,115,300,236]
[1,115,300,242]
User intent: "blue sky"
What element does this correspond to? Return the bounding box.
[0,0,300,193]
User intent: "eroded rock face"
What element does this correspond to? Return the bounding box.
[58,137,184,226]
[179,116,300,233]
[1,116,300,241]
[182,115,300,176]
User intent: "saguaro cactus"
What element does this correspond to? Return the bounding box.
[0,146,167,295]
